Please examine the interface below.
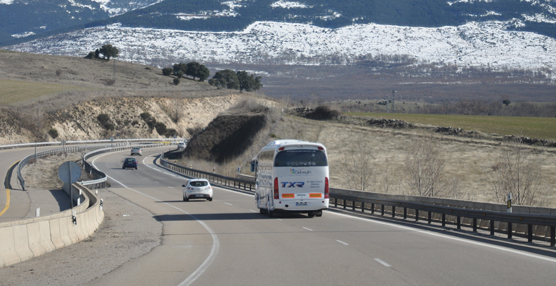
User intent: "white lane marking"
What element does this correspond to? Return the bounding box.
[375,258,391,268]
[93,153,219,286]
[302,227,313,231]
[225,203,233,206]
[249,210,256,213]
[336,240,349,246]
[328,211,556,264]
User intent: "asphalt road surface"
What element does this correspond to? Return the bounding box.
[2,147,556,285]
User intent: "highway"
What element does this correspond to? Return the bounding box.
[81,147,556,285]
[0,146,63,223]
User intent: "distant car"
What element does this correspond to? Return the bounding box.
[177,142,186,149]
[131,147,142,156]
[183,179,213,201]
[122,158,138,169]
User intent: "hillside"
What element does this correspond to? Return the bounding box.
[3,0,556,47]
[0,50,248,144]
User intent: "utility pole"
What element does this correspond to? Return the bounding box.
[113,59,116,81]
[391,90,397,113]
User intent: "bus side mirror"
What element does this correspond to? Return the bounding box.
[182,185,186,187]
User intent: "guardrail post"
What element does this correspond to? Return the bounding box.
[415,209,419,222]
[508,223,513,239]
[403,207,407,219]
[490,220,495,236]
[473,218,477,232]
[352,201,356,211]
[361,202,365,213]
[428,211,432,224]
[334,198,337,208]
[392,206,395,218]
[551,227,555,247]
[343,199,346,209]
[371,203,375,214]
[457,216,461,230]
[381,204,384,216]
[528,224,533,243]
[442,214,446,227]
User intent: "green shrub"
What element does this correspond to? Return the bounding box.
[97,113,114,130]
[165,128,178,138]
[162,67,173,76]
[48,128,59,139]
[155,122,167,135]
[173,78,180,85]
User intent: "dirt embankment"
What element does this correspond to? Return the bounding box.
[0,95,241,144]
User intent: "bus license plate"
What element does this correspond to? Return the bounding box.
[296,202,307,206]
[196,194,204,197]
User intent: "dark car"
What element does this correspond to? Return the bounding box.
[122,158,138,169]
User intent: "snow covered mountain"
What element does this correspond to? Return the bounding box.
[2,0,556,81]
[0,0,161,44]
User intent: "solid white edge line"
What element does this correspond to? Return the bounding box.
[328,211,556,264]
[92,152,219,286]
[302,227,313,231]
[374,258,391,268]
[249,210,256,213]
[336,240,349,246]
[225,203,233,206]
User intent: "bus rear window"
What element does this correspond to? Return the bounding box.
[274,150,328,167]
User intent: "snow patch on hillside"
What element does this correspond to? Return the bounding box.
[0,0,15,5]
[271,0,311,9]
[6,20,556,79]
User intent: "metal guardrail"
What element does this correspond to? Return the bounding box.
[158,157,556,247]
[329,191,556,246]
[0,138,186,150]
[15,138,184,190]
[160,158,256,192]
[80,143,166,189]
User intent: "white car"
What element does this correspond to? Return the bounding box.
[131,147,142,156]
[183,179,213,201]
[177,142,186,149]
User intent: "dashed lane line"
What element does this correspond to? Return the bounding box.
[374,258,391,268]
[336,240,349,246]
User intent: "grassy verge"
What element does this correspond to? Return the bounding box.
[0,79,82,105]
[347,112,556,140]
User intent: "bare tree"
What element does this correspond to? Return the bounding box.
[488,138,547,206]
[338,134,375,192]
[403,134,457,197]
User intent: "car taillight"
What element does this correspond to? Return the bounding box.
[274,177,279,200]
[324,177,329,199]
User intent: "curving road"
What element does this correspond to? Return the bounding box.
[85,148,556,286]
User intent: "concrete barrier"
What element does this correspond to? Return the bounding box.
[0,184,104,268]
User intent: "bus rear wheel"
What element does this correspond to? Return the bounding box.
[308,212,315,218]
[315,210,323,217]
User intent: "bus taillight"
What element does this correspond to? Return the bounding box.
[324,177,329,199]
[274,177,279,200]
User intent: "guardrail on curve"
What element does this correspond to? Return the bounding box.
[158,157,556,247]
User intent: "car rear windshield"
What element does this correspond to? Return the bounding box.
[126,158,136,162]
[274,150,328,167]
[190,181,208,187]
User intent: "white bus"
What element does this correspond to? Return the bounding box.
[251,140,329,218]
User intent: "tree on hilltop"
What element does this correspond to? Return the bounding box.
[208,69,239,89]
[100,44,119,60]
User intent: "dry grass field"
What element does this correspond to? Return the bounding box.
[275,115,556,207]
[347,112,556,141]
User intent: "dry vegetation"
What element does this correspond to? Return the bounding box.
[0,50,246,144]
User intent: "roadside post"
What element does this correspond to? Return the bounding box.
[507,193,512,213]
